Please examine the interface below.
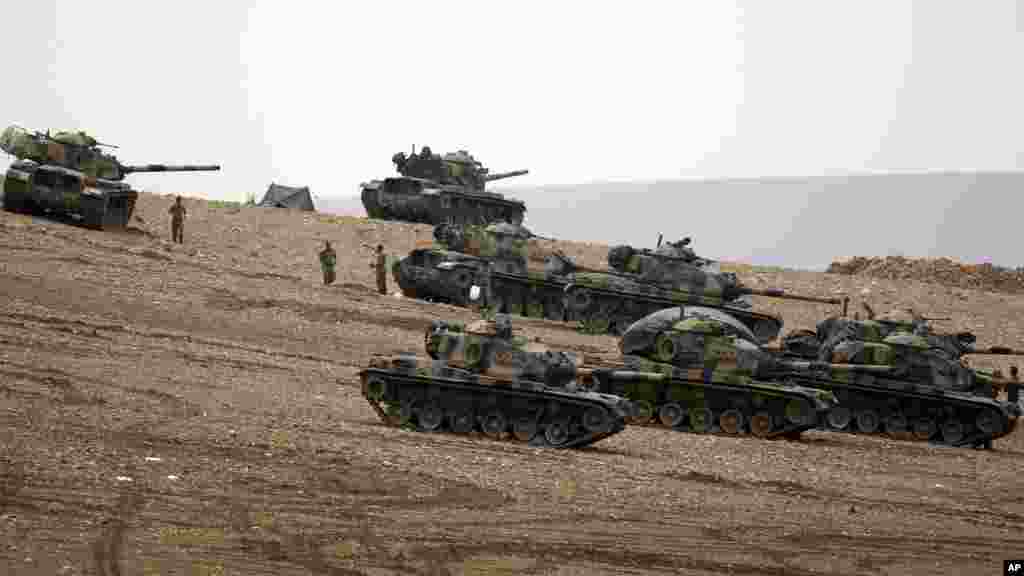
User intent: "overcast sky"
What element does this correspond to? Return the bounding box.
[3,1,1022,266]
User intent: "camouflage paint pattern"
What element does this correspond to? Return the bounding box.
[360,147,527,226]
[774,310,1023,447]
[358,315,633,449]
[1,125,219,230]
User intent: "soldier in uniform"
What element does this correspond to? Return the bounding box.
[168,196,186,244]
[992,368,1005,399]
[319,240,337,285]
[371,244,387,295]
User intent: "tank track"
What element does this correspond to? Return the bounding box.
[361,184,525,226]
[587,356,834,440]
[564,284,783,341]
[359,357,630,449]
[784,372,1020,448]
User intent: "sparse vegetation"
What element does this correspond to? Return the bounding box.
[206,199,243,210]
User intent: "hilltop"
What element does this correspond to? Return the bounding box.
[1,192,1022,575]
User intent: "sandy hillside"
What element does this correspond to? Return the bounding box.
[1,192,1023,576]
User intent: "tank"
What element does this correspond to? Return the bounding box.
[1,125,220,230]
[360,147,528,226]
[771,307,1022,448]
[561,235,846,339]
[585,305,839,439]
[359,315,634,448]
[392,221,570,317]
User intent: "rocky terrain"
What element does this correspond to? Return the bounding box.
[1,193,1023,576]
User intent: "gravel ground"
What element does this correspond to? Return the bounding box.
[0,194,1022,576]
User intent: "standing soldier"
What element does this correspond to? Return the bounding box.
[319,240,337,286]
[371,244,387,295]
[992,368,1005,399]
[168,196,186,244]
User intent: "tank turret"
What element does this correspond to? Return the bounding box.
[562,247,844,339]
[425,316,582,388]
[0,125,220,181]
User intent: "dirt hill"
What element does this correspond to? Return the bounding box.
[1,192,1022,575]
[829,255,1024,294]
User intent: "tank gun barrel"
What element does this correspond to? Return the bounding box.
[122,164,221,173]
[738,287,844,306]
[783,360,895,373]
[967,346,1024,356]
[483,169,528,182]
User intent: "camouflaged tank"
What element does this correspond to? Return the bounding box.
[360,147,527,226]
[558,236,845,339]
[586,305,839,439]
[359,315,633,448]
[1,125,219,230]
[774,308,1022,448]
[392,221,570,318]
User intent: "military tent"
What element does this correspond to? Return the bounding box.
[259,183,315,211]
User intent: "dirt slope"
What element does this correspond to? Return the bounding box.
[1,193,1022,576]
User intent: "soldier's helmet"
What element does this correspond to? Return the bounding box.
[392,152,406,166]
[421,145,432,158]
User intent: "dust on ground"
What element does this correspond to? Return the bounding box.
[1,194,1022,575]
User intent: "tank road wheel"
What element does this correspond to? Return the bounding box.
[912,417,937,441]
[719,409,745,435]
[653,333,676,362]
[855,409,880,433]
[785,399,813,427]
[750,411,773,438]
[544,419,571,447]
[582,407,611,434]
[630,400,654,425]
[568,288,592,313]
[417,404,444,431]
[975,409,1002,436]
[482,410,508,439]
[689,407,713,433]
[449,410,476,435]
[451,270,474,305]
[512,416,538,442]
[658,403,685,428]
[364,376,388,401]
[826,406,852,430]
[399,401,416,426]
[884,412,908,435]
[940,419,965,444]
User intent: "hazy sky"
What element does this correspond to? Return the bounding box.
[3,1,1022,265]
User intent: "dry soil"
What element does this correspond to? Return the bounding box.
[1,194,1022,576]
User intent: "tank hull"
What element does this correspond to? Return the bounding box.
[360,358,631,448]
[3,162,137,230]
[361,177,526,226]
[588,356,835,439]
[782,370,1020,448]
[564,281,784,341]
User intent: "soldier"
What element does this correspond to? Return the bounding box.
[168,196,186,244]
[319,240,337,286]
[992,368,1005,399]
[371,244,387,295]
